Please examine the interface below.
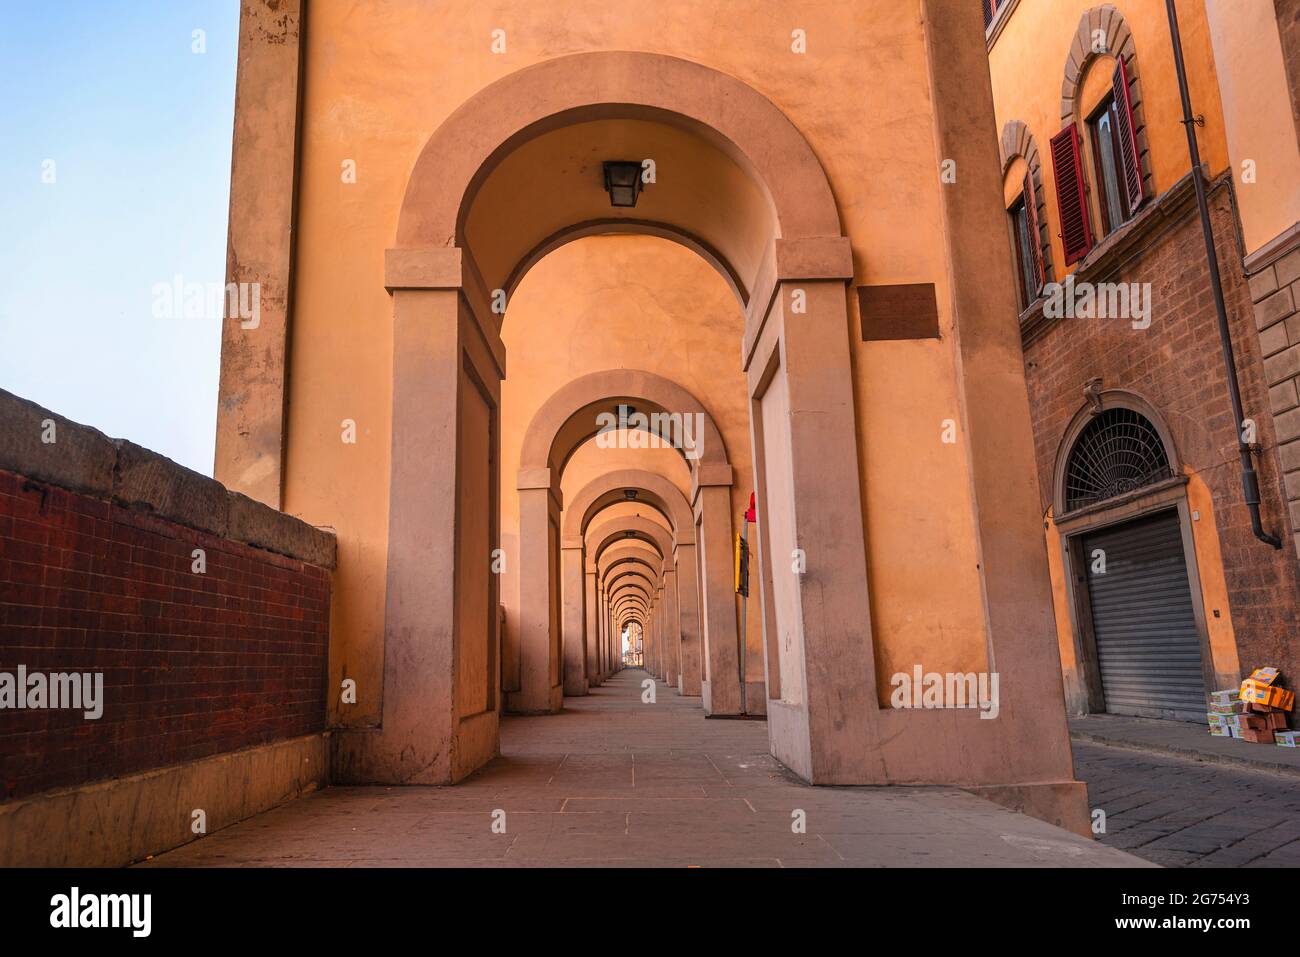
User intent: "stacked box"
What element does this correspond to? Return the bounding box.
[1240,728,1276,744]
[1225,668,1294,744]
[1209,688,1240,709]
[1275,730,1300,748]
[1209,699,1247,715]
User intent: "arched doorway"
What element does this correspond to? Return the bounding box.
[1051,392,1216,722]
[516,374,731,713]
[336,50,869,786]
[566,469,702,695]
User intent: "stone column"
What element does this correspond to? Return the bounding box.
[511,474,564,714]
[585,564,602,685]
[560,540,588,696]
[673,543,702,695]
[213,0,304,510]
[333,246,502,784]
[693,471,740,715]
[659,576,677,687]
[643,600,656,677]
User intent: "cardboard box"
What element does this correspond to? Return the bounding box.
[1248,667,1281,686]
[1240,713,1271,731]
[1209,688,1241,707]
[1210,701,1248,714]
[1266,712,1288,730]
[1275,730,1300,748]
[1240,680,1294,712]
[1239,727,1275,744]
[1209,723,1230,737]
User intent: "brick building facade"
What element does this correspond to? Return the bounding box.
[989,0,1300,724]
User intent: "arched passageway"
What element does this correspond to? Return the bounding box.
[337,50,867,786]
[512,370,735,712]
[569,469,704,695]
[325,37,1086,838]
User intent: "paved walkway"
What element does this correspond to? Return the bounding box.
[1071,716,1300,868]
[144,670,1139,868]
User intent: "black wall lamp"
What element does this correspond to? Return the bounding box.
[603,161,645,208]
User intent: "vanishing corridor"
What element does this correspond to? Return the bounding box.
[143,671,1140,868]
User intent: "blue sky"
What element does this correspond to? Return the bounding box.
[0,1,240,475]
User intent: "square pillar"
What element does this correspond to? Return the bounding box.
[585,564,603,685]
[672,544,702,696]
[661,569,680,690]
[510,474,564,713]
[561,540,589,696]
[693,469,741,715]
[333,245,503,784]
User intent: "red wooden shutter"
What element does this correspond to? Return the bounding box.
[983,0,996,29]
[1023,171,1045,293]
[1112,57,1145,213]
[1051,124,1093,265]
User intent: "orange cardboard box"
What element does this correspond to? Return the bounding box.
[1240,679,1294,712]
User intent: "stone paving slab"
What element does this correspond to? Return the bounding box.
[1073,739,1300,868]
[142,671,1143,868]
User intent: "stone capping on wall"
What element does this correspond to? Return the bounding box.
[0,388,336,569]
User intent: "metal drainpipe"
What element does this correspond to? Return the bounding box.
[1164,0,1282,549]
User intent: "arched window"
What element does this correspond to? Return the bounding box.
[1051,6,1152,264]
[1062,407,1172,511]
[1001,120,1053,307]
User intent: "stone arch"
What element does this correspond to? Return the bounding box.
[1000,119,1055,284]
[613,598,647,620]
[1059,5,1153,198]
[504,220,749,307]
[520,369,729,482]
[599,549,662,582]
[370,45,871,786]
[611,580,653,604]
[587,516,673,565]
[1051,389,1181,517]
[608,572,656,602]
[612,588,650,608]
[396,50,842,254]
[564,468,695,546]
[521,377,725,708]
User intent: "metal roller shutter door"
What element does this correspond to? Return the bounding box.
[1082,509,1206,721]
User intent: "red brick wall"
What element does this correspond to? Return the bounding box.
[0,469,329,800]
[1024,183,1300,691]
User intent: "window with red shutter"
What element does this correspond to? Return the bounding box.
[1051,125,1093,265]
[1022,172,1045,293]
[1111,57,1145,213]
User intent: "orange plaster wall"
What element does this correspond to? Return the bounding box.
[280,0,996,725]
[1204,0,1300,254]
